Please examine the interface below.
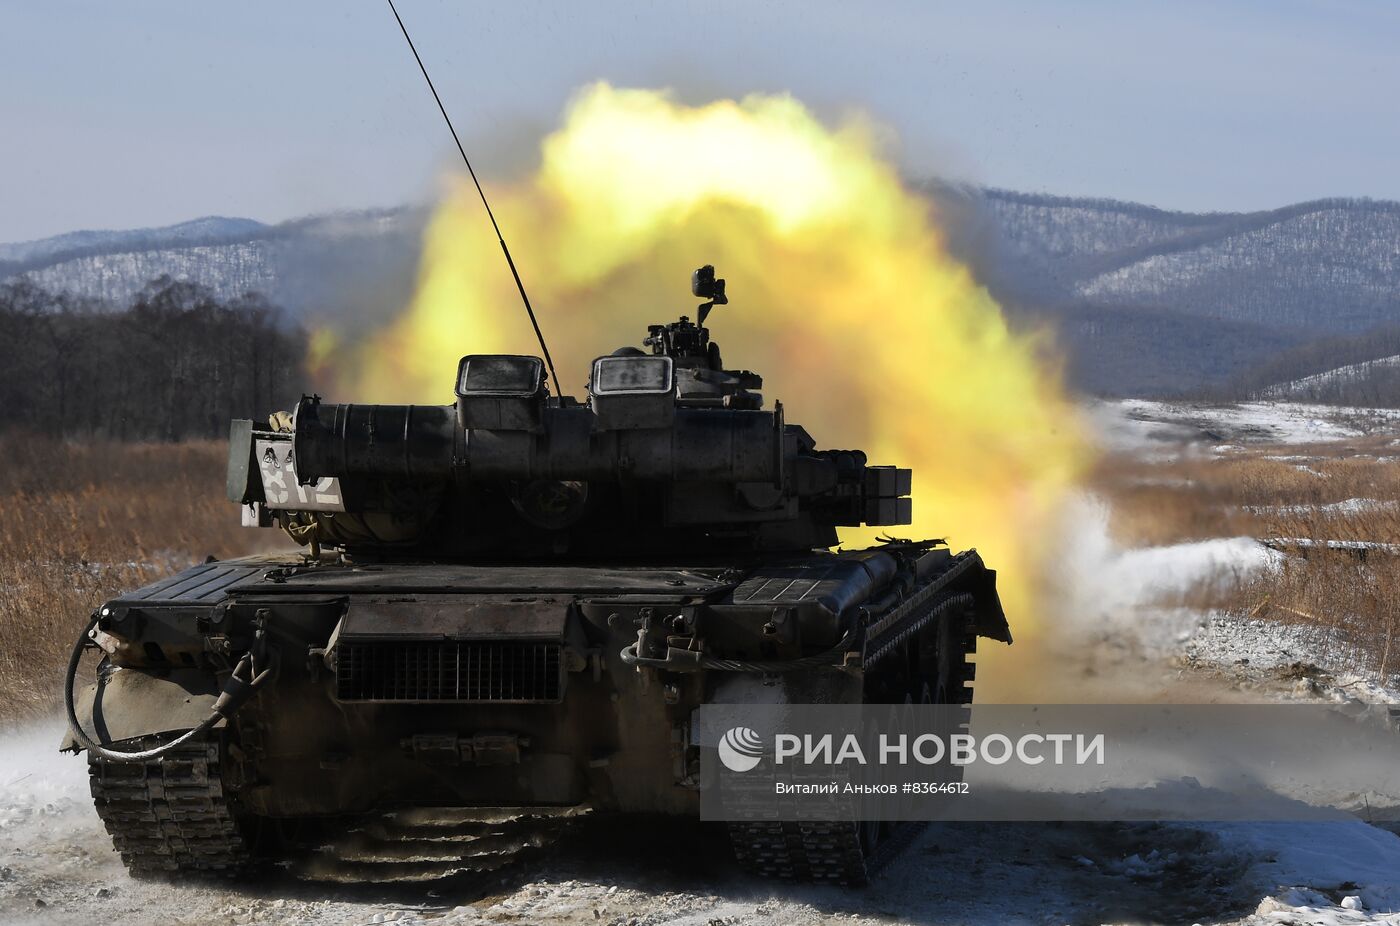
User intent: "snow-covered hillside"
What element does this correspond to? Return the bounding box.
[0,216,265,265]
[0,209,425,312]
[980,193,1400,335]
[7,192,1400,399]
[970,192,1400,396]
[20,241,277,305]
[1262,354,1400,405]
[1069,202,1400,331]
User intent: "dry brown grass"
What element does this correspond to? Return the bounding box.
[1240,550,1400,682]
[1092,435,1400,685]
[0,434,287,722]
[1096,435,1400,545]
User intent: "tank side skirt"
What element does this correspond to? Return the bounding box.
[726,580,979,885]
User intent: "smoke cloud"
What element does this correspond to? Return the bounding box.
[310,83,1092,632]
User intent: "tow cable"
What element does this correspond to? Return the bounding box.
[63,612,277,763]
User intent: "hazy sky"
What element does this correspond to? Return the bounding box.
[2,0,1397,242]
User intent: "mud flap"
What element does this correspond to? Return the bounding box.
[61,666,223,752]
[967,566,1012,644]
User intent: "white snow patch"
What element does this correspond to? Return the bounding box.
[1181,613,1400,704]
[1087,400,1201,453]
[1263,537,1400,554]
[1247,498,1399,516]
[1218,821,1400,922]
[1092,399,1400,451]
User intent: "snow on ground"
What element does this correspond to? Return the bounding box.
[7,711,1400,926]
[1180,613,1400,706]
[1222,822,1400,925]
[1262,538,1400,555]
[1091,399,1400,452]
[1077,400,1400,705]
[1246,498,1400,516]
[1036,535,1400,921]
[1027,411,1400,924]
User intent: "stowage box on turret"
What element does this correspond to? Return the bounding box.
[63,268,1009,885]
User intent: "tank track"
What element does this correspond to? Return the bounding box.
[727,577,979,886]
[728,817,929,886]
[89,737,583,882]
[87,737,250,877]
[299,805,588,883]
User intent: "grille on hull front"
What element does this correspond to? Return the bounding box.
[336,640,563,703]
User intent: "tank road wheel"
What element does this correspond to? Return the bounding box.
[727,594,979,886]
[87,732,253,878]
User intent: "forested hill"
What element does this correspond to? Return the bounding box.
[975,192,1399,334]
[0,277,305,440]
[4,192,1399,398]
[931,189,1400,397]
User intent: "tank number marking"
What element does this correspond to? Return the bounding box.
[255,439,346,511]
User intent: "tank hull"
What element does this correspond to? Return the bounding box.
[68,547,1006,880]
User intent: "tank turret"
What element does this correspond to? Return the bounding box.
[228,267,912,558]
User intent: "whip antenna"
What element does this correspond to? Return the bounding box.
[385,0,561,396]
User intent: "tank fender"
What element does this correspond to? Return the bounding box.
[60,666,221,752]
[967,566,1012,644]
[915,547,1011,644]
[704,552,899,652]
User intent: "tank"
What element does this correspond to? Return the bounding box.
[62,267,1010,885]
